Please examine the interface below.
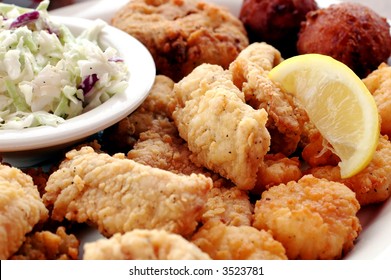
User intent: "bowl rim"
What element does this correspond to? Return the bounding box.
[0,15,156,152]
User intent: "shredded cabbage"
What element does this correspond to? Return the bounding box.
[0,0,128,129]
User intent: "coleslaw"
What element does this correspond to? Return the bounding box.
[0,0,128,129]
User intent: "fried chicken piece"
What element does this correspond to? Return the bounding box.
[253,175,361,260]
[101,75,176,153]
[10,227,79,260]
[363,63,391,138]
[173,63,270,190]
[83,229,211,260]
[202,185,253,227]
[308,136,391,206]
[42,146,212,237]
[229,42,307,155]
[111,0,248,82]
[254,153,302,193]
[297,3,391,78]
[191,220,287,260]
[239,0,318,57]
[0,164,49,259]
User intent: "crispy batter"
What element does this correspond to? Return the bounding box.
[10,227,79,260]
[229,42,307,155]
[191,220,287,260]
[83,229,211,260]
[43,146,212,237]
[111,0,248,82]
[254,153,302,193]
[308,136,391,206]
[301,130,341,168]
[173,63,270,190]
[202,186,253,227]
[363,63,391,138]
[101,75,176,153]
[0,164,48,259]
[127,117,206,175]
[253,175,361,260]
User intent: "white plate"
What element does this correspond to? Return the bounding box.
[0,15,155,166]
[52,0,391,260]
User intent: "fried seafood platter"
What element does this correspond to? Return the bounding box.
[2,0,391,260]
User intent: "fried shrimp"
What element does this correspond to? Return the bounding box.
[83,229,211,260]
[0,164,48,259]
[10,227,79,260]
[309,136,391,206]
[191,220,287,260]
[229,42,307,155]
[202,185,253,227]
[253,175,361,260]
[43,146,212,237]
[363,63,391,138]
[173,63,270,190]
[254,153,302,193]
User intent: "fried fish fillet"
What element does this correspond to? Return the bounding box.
[0,164,48,259]
[253,175,361,260]
[83,229,211,260]
[309,136,391,206]
[229,42,307,155]
[43,146,213,237]
[173,64,270,190]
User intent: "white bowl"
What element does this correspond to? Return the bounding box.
[0,16,156,167]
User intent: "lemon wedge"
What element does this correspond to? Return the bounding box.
[268,54,380,178]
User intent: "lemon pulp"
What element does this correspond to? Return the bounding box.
[268,54,380,178]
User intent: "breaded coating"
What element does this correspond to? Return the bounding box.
[202,186,253,227]
[254,153,302,193]
[111,0,248,82]
[191,220,287,260]
[301,130,341,168]
[83,229,211,260]
[309,136,391,206]
[127,117,206,175]
[0,164,49,259]
[43,146,213,237]
[101,75,176,153]
[10,227,79,260]
[363,63,391,138]
[173,64,270,190]
[253,175,361,260]
[229,42,307,155]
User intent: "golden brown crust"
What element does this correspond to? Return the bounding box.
[84,229,211,260]
[191,220,287,260]
[253,175,361,260]
[0,164,49,259]
[363,63,391,138]
[111,0,248,82]
[43,146,212,237]
[308,136,391,206]
[10,227,79,260]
